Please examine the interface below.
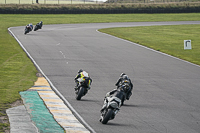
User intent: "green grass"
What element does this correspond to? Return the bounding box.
[1,13,200,25]
[99,25,200,65]
[0,13,200,132]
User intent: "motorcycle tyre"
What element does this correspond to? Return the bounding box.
[34,26,38,31]
[102,109,113,124]
[76,87,84,100]
[24,29,29,34]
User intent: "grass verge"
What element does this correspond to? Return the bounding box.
[99,24,200,66]
[0,13,200,132]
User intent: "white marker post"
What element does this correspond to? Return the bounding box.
[184,40,192,50]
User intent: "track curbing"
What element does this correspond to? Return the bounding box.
[30,77,90,133]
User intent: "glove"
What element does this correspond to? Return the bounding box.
[106,92,110,97]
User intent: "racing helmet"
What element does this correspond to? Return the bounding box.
[120,73,126,77]
[78,69,83,73]
[122,75,129,80]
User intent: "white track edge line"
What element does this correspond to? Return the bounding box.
[96,29,200,68]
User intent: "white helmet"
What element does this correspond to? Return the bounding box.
[120,73,126,77]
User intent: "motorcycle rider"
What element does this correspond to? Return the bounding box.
[35,21,43,29]
[115,73,133,100]
[26,23,33,31]
[74,69,92,93]
[24,23,33,34]
[100,85,127,115]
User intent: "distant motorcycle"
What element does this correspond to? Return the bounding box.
[34,21,43,31]
[99,88,124,124]
[75,78,90,100]
[24,24,33,34]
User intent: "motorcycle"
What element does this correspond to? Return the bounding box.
[34,21,43,31]
[99,92,122,124]
[75,78,90,100]
[24,24,33,34]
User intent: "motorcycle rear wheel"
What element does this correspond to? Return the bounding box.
[24,29,29,34]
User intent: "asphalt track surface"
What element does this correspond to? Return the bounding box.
[10,21,200,133]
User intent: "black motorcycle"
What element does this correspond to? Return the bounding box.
[24,25,33,34]
[34,21,43,31]
[75,79,90,100]
[118,80,132,106]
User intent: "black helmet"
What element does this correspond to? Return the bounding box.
[78,69,83,73]
[120,73,126,77]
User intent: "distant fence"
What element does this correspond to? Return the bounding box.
[0,0,103,4]
[107,0,200,3]
[0,0,200,4]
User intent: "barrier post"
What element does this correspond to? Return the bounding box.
[184,40,192,50]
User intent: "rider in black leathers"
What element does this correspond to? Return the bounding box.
[34,21,43,31]
[36,21,43,29]
[115,73,133,100]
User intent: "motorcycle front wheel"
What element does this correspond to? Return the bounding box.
[102,109,113,124]
[34,26,38,31]
[76,87,85,100]
[24,29,29,34]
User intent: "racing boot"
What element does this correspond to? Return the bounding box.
[74,85,79,94]
[99,116,103,122]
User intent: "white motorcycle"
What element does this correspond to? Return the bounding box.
[99,90,123,124]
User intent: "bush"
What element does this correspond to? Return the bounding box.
[0,3,200,14]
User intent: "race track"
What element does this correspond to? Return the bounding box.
[10,21,200,133]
